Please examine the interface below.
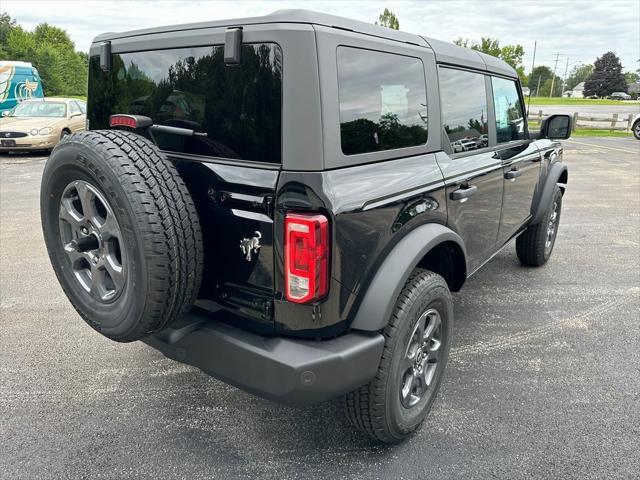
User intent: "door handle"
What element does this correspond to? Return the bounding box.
[505,169,522,180]
[450,185,478,201]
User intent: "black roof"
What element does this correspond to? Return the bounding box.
[93,9,516,78]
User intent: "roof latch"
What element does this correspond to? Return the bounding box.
[100,41,111,72]
[224,27,242,64]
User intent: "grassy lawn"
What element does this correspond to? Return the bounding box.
[528,121,632,137]
[527,97,639,106]
[570,129,633,138]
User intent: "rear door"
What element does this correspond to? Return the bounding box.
[436,67,503,272]
[490,76,541,244]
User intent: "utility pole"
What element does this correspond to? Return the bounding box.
[560,57,569,96]
[549,52,560,97]
[527,40,537,115]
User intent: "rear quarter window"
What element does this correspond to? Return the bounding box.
[88,43,282,164]
[337,47,428,155]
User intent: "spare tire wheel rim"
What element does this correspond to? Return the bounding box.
[400,308,443,408]
[58,180,127,303]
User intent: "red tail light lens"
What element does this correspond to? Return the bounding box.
[109,114,138,128]
[284,213,330,304]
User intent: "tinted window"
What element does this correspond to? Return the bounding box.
[492,77,525,143]
[88,44,282,163]
[337,47,428,155]
[439,67,488,153]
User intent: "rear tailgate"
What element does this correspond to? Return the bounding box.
[87,37,284,331]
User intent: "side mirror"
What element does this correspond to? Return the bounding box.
[540,114,572,140]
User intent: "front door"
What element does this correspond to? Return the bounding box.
[489,76,542,244]
[437,66,504,272]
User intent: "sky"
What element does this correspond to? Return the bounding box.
[3,0,640,75]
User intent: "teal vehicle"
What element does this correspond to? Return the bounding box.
[0,61,44,113]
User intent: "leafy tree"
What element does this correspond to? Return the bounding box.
[0,12,17,57]
[565,64,594,91]
[528,66,562,96]
[584,52,627,97]
[454,37,526,83]
[624,70,640,85]
[376,8,399,30]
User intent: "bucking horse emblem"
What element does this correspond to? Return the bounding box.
[239,231,262,262]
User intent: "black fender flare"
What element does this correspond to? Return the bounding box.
[350,223,466,332]
[531,162,567,225]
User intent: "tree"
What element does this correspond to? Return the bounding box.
[0,12,17,57]
[624,70,640,85]
[528,66,562,97]
[376,9,399,30]
[584,52,627,97]
[454,37,526,83]
[565,64,594,91]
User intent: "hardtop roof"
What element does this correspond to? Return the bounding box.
[92,9,517,78]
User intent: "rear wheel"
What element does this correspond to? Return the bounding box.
[41,130,203,342]
[344,269,452,443]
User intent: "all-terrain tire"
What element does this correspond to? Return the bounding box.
[516,185,562,267]
[344,269,453,443]
[41,130,203,342]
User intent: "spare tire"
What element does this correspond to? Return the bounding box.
[41,130,203,342]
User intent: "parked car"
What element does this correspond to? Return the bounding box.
[0,97,86,152]
[609,92,631,100]
[459,138,478,151]
[0,61,44,113]
[632,113,640,140]
[40,10,571,443]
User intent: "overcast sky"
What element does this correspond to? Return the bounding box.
[4,0,639,74]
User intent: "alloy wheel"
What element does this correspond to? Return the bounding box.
[400,308,443,408]
[58,180,126,302]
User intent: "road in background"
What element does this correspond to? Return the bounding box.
[1,137,639,479]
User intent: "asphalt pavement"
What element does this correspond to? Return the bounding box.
[1,136,639,479]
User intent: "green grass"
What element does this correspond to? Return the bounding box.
[527,97,639,106]
[570,129,633,138]
[528,120,632,137]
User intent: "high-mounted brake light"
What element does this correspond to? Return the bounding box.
[284,213,330,304]
[109,114,153,129]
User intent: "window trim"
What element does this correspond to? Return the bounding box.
[336,45,429,156]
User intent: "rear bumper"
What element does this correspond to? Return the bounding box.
[143,313,385,407]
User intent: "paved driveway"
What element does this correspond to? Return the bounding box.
[1,137,639,479]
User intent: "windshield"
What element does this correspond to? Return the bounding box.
[11,102,67,118]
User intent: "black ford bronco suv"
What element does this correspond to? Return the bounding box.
[40,10,571,443]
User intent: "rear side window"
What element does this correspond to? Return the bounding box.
[337,47,428,155]
[438,67,488,153]
[88,44,282,163]
[491,77,526,143]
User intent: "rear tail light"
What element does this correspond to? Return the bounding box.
[284,213,330,304]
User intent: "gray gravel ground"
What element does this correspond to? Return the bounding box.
[1,137,639,479]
